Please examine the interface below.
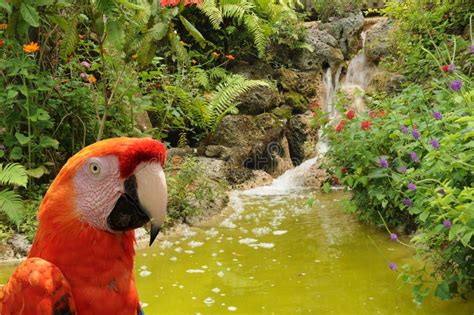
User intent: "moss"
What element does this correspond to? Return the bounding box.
[283,91,308,113]
[272,105,293,120]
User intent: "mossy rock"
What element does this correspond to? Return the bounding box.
[272,105,293,120]
[283,91,309,114]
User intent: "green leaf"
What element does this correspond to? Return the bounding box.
[323,182,331,193]
[7,89,18,99]
[39,136,59,149]
[26,166,48,179]
[435,281,451,300]
[0,163,28,187]
[9,147,23,161]
[60,16,78,60]
[35,0,55,5]
[20,3,40,27]
[0,0,12,14]
[0,189,24,227]
[149,22,168,41]
[448,224,463,241]
[179,15,207,48]
[15,132,31,146]
[106,19,125,49]
[460,231,473,247]
[368,168,389,179]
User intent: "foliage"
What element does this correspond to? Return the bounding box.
[321,37,474,302]
[166,157,225,222]
[382,0,472,82]
[0,163,27,227]
[312,0,364,22]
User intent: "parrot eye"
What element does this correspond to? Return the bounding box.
[89,162,101,175]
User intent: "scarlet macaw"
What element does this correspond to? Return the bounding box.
[0,137,168,314]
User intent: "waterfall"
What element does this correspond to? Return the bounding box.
[245,31,373,196]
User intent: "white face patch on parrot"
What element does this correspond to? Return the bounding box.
[134,162,167,227]
[74,156,123,231]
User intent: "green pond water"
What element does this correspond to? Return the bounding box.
[1,191,473,314]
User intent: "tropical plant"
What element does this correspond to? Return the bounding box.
[0,163,28,227]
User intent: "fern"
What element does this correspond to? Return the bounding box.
[244,14,268,58]
[0,190,24,227]
[205,74,269,130]
[208,67,228,81]
[59,15,78,60]
[169,32,190,68]
[0,163,28,188]
[0,163,27,227]
[197,0,223,30]
[191,68,210,89]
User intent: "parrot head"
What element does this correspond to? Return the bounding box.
[41,137,167,245]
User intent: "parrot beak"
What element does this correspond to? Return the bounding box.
[107,162,167,246]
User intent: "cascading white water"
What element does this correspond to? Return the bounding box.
[245,31,373,196]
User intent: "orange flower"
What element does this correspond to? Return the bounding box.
[378,110,385,117]
[79,34,86,40]
[131,54,138,60]
[225,54,235,60]
[0,39,4,48]
[211,51,220,58]
[0,24,7,30]
[191,59,198,64]
[23,42,40,53]
[88,75,97,84]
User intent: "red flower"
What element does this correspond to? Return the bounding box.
[346,109,355,120]
[335,120,345,132]
[0,39,3,48]
[312,111,318,117]
[378,110,385,117]
[332,176,340,185]
[369,111,376,118]
[361,120,371,130]
[341,167,348,174]
[441,65,449,72]
[310,102,320,110]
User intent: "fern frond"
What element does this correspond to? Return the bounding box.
[169,31,190,68]
[244,14,268,58]
[0,189,24,227]
[220,0,255,23]
[106,18,126,50]
[59,16,78,60]
[206,75,269,130]
[197,0,223,30]
[208,67,228,81]
[95,0,116,13]
[0,163,28,188]
[191,68,210,89]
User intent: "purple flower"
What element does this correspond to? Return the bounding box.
[399,165,408,173]
[432,112,442,120]
[379,158,389,168]
[81,61,91,69]
[389,262,398,270]
[80,72,87,79]
[408,183,416,191]
[403,198,413,207]
[410,151,420,163]
[430,138,440,150]
[437,189,446,195]
[443,220,452,229]
[471,44,474,54]
[400,125,408,133]
[412,128,420,140]
[449,79,462,92]
[390,233,398,241]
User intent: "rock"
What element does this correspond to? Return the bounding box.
[0,241,15,261]
[320,12,365,58]
[272,105,293,120]
[294,24,344,71]
[209,115,261,148]
[237,86,281,115]
[286,111,318,165]
[282,91,308,114]
[233,170,274,190]
[304,164,329,189]
[229,60,275,81]
[366,70,405,94]
[277,68,322,98]
[208,113,292,176]
[204,145,232,160]
[7,234,31,257]
[365,18,393,63]
[196,157,228,180]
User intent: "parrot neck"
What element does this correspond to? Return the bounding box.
[29,215,140,313]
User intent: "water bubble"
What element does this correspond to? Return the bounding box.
[186,269,205,273]
[228,306,237,311]
[185,250,195,254]
[170,256,178,261]
[140,265,148,270]
[188,241,204,248]
[160,240,173,249]
[203,297,215,306]
[139,270,152,277]
[217,271,225,278]
[220,219,237,229]
[211,287,221,293]
[175,247,183,253]
[142,253,147,257]
[252,227,272,236]
[239,238,258,245]
[202,265,208,269]
[273,230,288,236]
